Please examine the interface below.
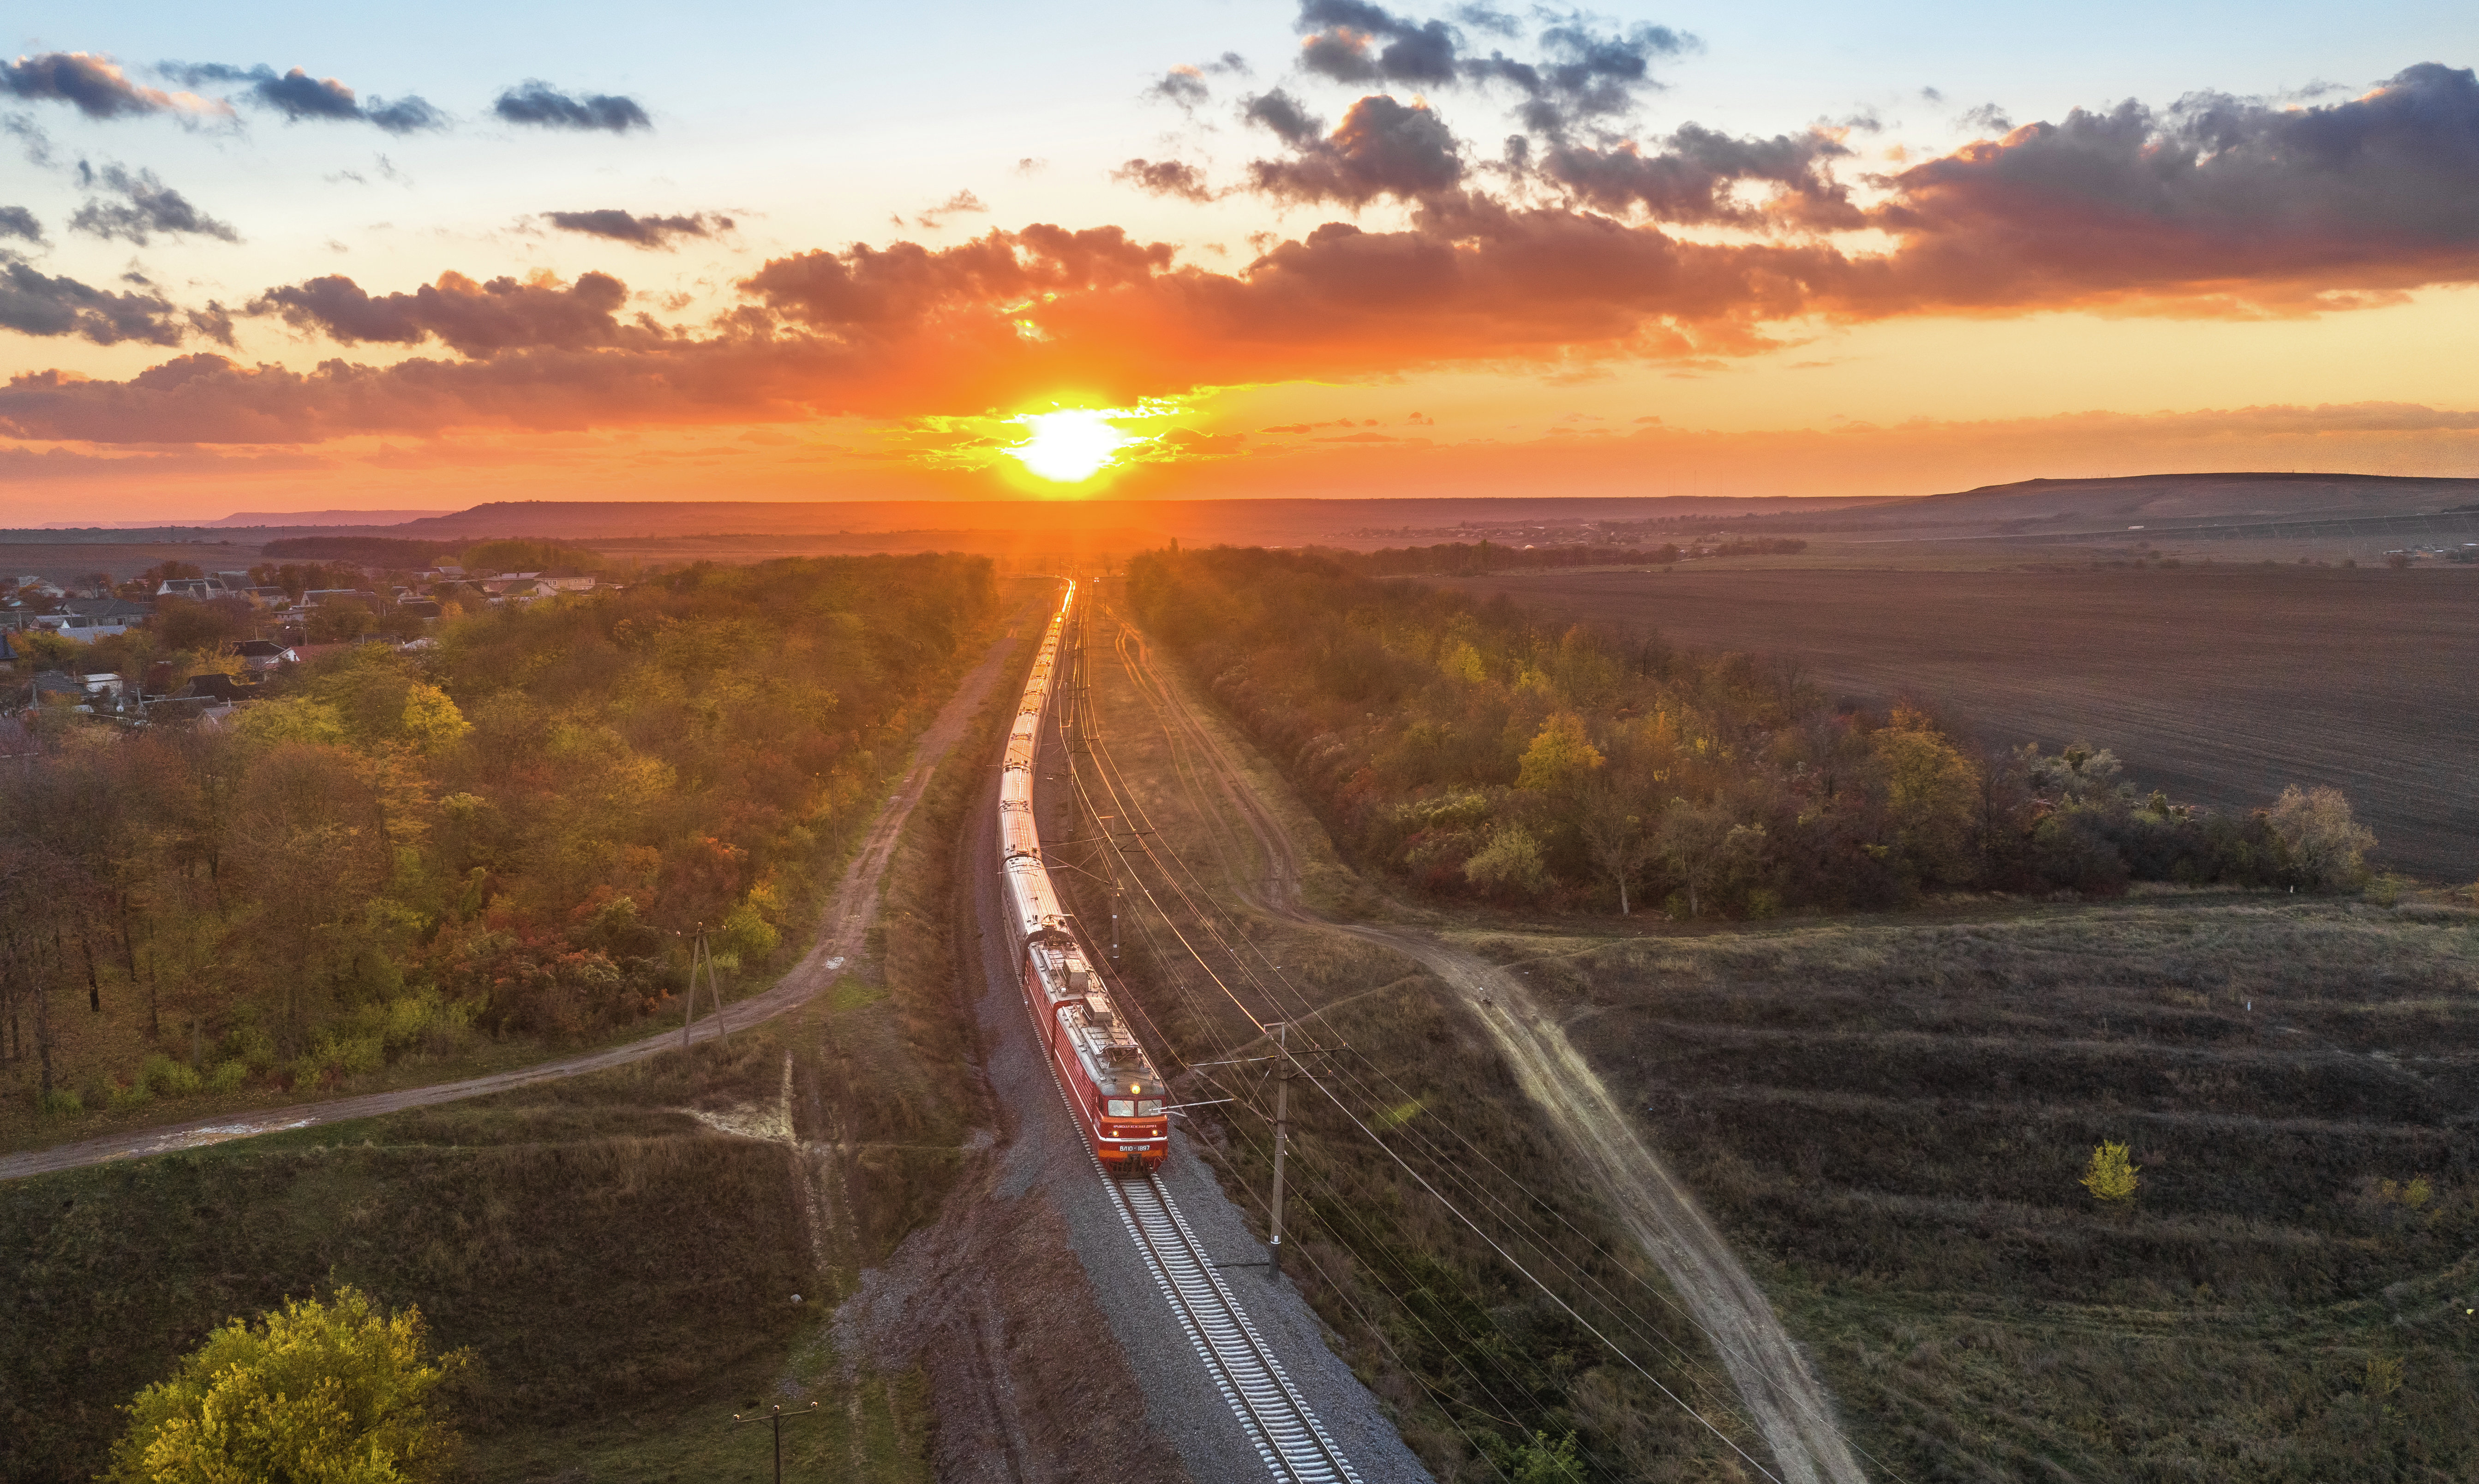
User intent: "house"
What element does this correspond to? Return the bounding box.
[12,575,66,600]
[27,670,84,705]
[233,638,298,672]
[185,672,261,703]
[156,575,237,600]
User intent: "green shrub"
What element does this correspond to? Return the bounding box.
[208,1060,251,1093]
[37,1088,84,1117]
[140,1053,203,1098]
[107,1081,154,1112]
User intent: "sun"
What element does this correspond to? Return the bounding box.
[1009,409,1132,483]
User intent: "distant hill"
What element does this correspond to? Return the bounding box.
[1731,472,2479,543]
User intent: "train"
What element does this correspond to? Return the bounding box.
[999,580,1170,1174]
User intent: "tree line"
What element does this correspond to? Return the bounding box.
[1307,534,1807,578]
[0,554,997,1118]
[1126,546,2375,918]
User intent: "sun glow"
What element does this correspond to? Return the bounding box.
[1009,408,1133,482]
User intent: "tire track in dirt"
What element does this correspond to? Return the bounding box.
[1101,599,1871,1484]
[0,620,1033,1185]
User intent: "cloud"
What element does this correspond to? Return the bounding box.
[1150,66,1211,110]
[1,53,227,120]
[1284,3,1689,134]
[69,163,239,245]
[0,254,192,344]
[161,61,449,133]
[1015,156,1048,174]
[493,81,650,133]
[1956,102,2011,134]
[1114,158,1220,201]
[249,270,644,357]
[545,209,732,248]
[1247,94,1463,204]
[1541,123,1858,229]
[0,206,40,241]
[1244,89,1325,148]
[915,190,988,228]
[16,63,2479,449]
[1864,62,2479,313]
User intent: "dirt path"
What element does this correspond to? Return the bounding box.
[0,623,1030,1186]
[1103,600,1871,1484]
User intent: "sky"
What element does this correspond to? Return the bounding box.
[5,1,2479,521]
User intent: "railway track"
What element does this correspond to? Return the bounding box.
[1097,1161,1361,1484]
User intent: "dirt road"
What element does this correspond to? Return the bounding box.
[1101,600,1871,1484]
[0,623,1030,1186]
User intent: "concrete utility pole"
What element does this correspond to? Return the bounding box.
[1269,1021,1291,1277]
[730,1401,819,1484]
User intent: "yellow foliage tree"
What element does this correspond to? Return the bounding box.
[2081,1140,2140,1203]
[1516,712,1604,793]
[104,1286,467,1483]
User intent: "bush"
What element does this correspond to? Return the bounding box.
[208,1061,251,1093]
[37,1088,83,1117]
[138,1054,202,1098]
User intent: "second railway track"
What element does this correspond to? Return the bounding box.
[1096,1159,1361,1484]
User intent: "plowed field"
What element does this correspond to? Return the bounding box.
[1432,566,2479,880]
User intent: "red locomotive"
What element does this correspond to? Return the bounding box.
[999,582,1168,1173]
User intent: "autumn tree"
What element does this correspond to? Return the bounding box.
[2267,784,2376,891]
[2081,1140,2140,1203]
[103,1287,467,1484]
[1578,785,1658,915]
[1656,800,1733,918]
[1872,706,1982,886]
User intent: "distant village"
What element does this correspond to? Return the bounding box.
[0,554,621,732]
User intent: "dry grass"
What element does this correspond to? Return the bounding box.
[1488,898,2479,1481]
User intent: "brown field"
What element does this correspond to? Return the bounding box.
[1432,566,2479,881]
[1500,897,2479,1481]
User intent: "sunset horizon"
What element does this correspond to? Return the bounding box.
[6,3,2479,521]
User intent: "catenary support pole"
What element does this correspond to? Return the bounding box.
[1270,1020,1290,1277]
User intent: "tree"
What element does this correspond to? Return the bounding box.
[1872,707,1982,886]
[2080,1140,2140,1203]
[104,1286,467,1484]
[1579,786,1658,915]
[1464,824,1549,898]
[1515,712,1604,794]
[1656,799,1732,918]
[2267,783,2376,891]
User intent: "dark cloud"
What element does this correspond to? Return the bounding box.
[1298,0,1460,84]
[1542,123,1859,229]
[0,206,40,241]
[1957,102,2011,134]
[1150,67,1211,110]
[1870,62,2479,310]
[0,254,189,344]
[161,61,448,133]
[250,270,640,357]
[1247,94,1463,205]
[1,53,223,120]
[1244,90,1325,148]
[546,209,732,248]
[1114,158,1220,201]
[1285,3,1688,133]
[69,164,239,245]
[493,81,650,133]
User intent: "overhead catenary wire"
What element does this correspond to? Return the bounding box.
[1059,586,1799,1484]
[1100,597,1912,1484]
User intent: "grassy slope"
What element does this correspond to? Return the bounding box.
[1064,605,1768,1482]
[1489,897,2479,1481]
[0,608,1030,1484]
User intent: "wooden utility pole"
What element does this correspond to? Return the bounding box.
[1269,1021,1290,1277]
[729,1401,819,1484]
[683,927,729,1051]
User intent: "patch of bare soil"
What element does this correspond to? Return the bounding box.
[835,1161,1193,1484]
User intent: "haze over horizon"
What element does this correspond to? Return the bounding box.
[6,1,2479,521]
